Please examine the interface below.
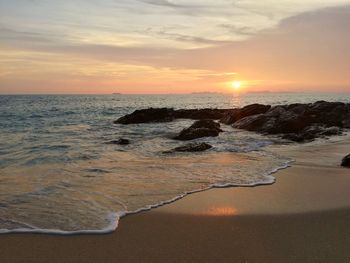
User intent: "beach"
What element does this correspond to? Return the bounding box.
[1,135,349,262]
[2,0,350,261]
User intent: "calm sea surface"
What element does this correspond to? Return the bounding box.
[0,93,349,233]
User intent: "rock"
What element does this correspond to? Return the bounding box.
[282,130,317,142]
[114,101,350,143]
[106,138,130,145]
[341,154,350,167]
[174,120,222,140]
[115,104,270,125]
[311,101,345,112]
[232,101,350,142]
[342,119,350,128]
[282,133,308,142]
[281,125,342,142]
[266,105,288,117]
[115,108,175,124]
[174,109,232,120]
[309,101,348,127]
[263,107,310,134]
[220,104,271,124]
[319,126,342,136]
[171,142,213,152]
[175,128,220,140]
[115,108,232,124]
[232,110,304,134]
[287,103,309,115]
[189,119,222,131]
[232,114,268,131]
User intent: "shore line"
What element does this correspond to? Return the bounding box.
[1,134,349,263]
[0,156,293,236]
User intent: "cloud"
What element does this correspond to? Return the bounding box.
[1,2,350,93]
[144,28,232,45]
[137,0,188,8]
[0,27,62,44]
[2,0,348,50]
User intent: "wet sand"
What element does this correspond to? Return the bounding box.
[1,136,350,263]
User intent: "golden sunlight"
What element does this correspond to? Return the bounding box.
[231,80,241,91]
[203,207,238,216]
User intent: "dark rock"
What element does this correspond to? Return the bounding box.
[171,142,212,152]
[189,119,222,131]
[287,103,309,115]
[341,154,350,167]
[115,104,270,125]
[106,138,130,145]
[319,126,342,136]
[342,119,350,128]
[174,109,232,120]
[309,101,348,127]
[281,126,319,142]
[114,101,350,143]
[268,117,307,134]
[262,106,311,134]
[311,101,345,112]
[175,128,220,141]
[220,104,271,124]
[174,120,222,140]
[232,101,350,142]
[266,105,288,117]
[232,114,268,131]
[281,125,342,142]
[115,108,175,124]
[282,133,308,142]
[115,108,232,124]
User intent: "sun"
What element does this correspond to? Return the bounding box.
[231,81,241,91]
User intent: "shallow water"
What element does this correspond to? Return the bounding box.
[0,93,349,233]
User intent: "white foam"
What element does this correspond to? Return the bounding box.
[0,158,293,235]
[0,212,121,235]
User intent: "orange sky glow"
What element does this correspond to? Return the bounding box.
[1,1,350,94]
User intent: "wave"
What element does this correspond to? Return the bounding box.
[0,158,293,235]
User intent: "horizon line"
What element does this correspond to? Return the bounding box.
[1,91,350,96]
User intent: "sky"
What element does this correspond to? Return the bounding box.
[1,0,350,94]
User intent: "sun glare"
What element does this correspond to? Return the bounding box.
[231,81,241,91]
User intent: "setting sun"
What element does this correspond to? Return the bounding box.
[232,81,242,91]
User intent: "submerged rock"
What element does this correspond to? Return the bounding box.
[171,142,213,152]
[341,154,350,167]
[174,120,222,140]
[106,138,130,145]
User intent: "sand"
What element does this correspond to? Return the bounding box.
[1,135,350,263]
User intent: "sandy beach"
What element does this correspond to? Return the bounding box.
[2,1,350,261]
[1,136,350,263]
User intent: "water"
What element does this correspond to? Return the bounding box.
[0,92,349,234]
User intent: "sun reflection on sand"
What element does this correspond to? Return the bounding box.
[202,207,238,216]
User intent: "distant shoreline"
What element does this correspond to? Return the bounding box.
[1,91,350,96]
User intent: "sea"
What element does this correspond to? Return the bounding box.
[0,92,349,234]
